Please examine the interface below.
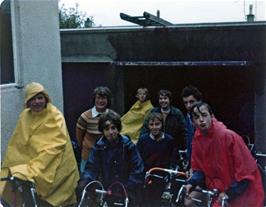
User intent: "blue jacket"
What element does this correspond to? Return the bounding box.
[137,133,178,171]
[81,135,144,191]
[185,113,195,166]
[141,106,187,150]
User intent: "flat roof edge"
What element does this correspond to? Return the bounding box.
[60,21,266,34]
[62,56,113,63]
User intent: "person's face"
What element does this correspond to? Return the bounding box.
[95,94,108,112]
[183,95,197,111]
[136,90,147,103]
[159,95,170,110]
[27,93,47,112]
[148,118,162,138]
[103,121,119,142]
[192,105,213,134]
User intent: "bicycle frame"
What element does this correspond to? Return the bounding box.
[78,181,129,207]
[0,176,38,207]
[145,167,187,206]
[176,185,228,207]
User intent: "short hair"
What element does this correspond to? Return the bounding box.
[98,109,122,132]
[92,86,112,108]
[147,112,163,123]
[136,88,150,100]
[181,85,202,101]
[190,101,213,118]
[158,89,172,101]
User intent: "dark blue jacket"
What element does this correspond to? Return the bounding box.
[81,135,144,191]
[185,113,195,166]
[141,106,187,150]
[137,133,178,171]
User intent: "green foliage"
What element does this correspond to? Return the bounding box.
[59,3,94,28]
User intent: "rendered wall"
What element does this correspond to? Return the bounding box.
[1,0,63,158]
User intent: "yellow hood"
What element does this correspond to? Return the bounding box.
[24,82,50,107]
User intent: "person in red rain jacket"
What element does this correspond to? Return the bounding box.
[184,101,264,207]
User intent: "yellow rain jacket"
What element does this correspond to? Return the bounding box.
[121,100,153,143]
[0,83,79,206]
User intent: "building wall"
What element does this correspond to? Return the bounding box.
[1,0,63,158]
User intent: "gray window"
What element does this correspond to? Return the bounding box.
[0,0,14,84]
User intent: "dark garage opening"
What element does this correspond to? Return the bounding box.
[122,65,255,141]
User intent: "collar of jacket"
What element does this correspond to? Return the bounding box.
[95,134,132,150]
[152,106,181,116]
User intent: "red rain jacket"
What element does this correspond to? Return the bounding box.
[191,118,264,207]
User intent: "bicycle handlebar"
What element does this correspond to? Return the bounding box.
[194,187,219,197]
[78,181,129,207]
[0,176,16,181]
[146,167,187,176]
[0,176,38,207]
[176,185,228,207]
[95,189,111,195]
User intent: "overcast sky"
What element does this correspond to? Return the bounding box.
[59,0,266,26]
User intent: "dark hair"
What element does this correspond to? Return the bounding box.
[190,101,213,118]
[92,86,112,108]
[181,85,202,101]
[26,92,49,108]
[147,112,164,129]
[98,109,122,132]
[158,89,172,101]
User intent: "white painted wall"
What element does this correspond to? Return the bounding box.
[1,0,63,159]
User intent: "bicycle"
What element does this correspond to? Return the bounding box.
[0,176,38,207]
[78,180,129,207]
[145,167,187,207]
[176,185,229,207]
[177,150,189,172]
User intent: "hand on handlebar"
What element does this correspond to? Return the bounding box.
[1,176,34,190]
[184,184,193,196]
[217,192,229,206]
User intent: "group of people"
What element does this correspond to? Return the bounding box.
[0,82,264,207]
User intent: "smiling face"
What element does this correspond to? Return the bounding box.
[192,105,213,135]
[27,93,47,112]
[159,95,170,110]
[148,118,163,139]
[95,94,108,112]
[103,120,119,143]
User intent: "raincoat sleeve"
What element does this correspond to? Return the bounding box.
[187,171,205,187]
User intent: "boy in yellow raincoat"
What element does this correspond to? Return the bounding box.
[121,88,153,143]
[0,82,80,206]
